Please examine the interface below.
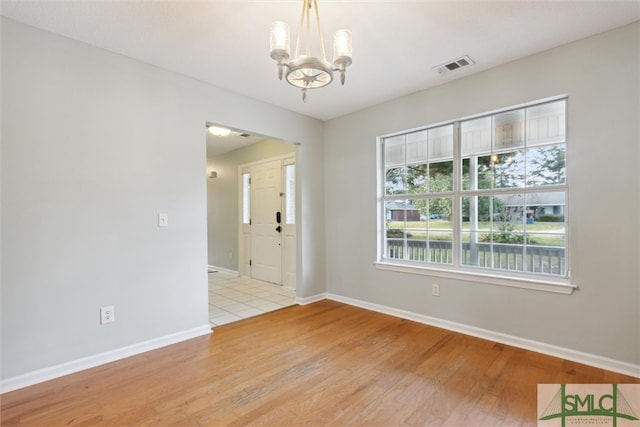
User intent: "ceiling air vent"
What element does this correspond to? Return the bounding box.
[433,55,475,75]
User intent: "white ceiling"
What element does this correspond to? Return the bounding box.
[2,1,639,154]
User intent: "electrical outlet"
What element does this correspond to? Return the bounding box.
[432,284,440,297]
[101,306,115,324]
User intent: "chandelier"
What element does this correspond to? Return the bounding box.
[270,0,352,102]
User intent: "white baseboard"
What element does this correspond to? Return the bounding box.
[327,293,640,379]
[208,265,239,275]
[1,324,212,394]
[296,293,327,305]
[4,296,637,394]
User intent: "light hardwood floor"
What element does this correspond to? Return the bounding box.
[2,300,638,426]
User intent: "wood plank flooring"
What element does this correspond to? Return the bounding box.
[2,300,638,426]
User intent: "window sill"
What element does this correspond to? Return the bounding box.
[374,261,576,295]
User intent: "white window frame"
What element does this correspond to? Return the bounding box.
[375,96,576,294]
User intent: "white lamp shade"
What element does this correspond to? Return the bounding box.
[270,21,290,55]
[333,29,352,61]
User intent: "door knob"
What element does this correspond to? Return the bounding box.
[276,225,282,233]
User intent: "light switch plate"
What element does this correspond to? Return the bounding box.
[158,213,169,227]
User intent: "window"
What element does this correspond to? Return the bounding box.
[242,172,251,224]
[284,163,296,224]
[378,98,571,292]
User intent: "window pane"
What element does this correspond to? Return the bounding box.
[404,199,426,261]
[488,194,526,272]
[427,231,453,264]
[242,173,250,224]
[492,151,525,188]
[284,164,295,224]
[386,200,408,260]
[527,100,566,146]
[462,231,488,268]
[494,109,524,151]
[385,198,455,264]
[526,191,565,222]
[491,241,526,272]
[429,161,453,193]
[492,194,525,233]
[384,135,405,167]
[462,196,491,268]
[462,195,492,224]
[525,191,566,274]
[387,200,408,223]
[526,232,565,249]
[385,167,405,195]
[426,197,452,264]
[428,125,453,161]
[462,155,493,191]
[406,162,454,194]
[406,164,427,194]
[427,197,452,223]
[406,130,428,165]
[526,234,566,275]
[526,144,566,186]
[461,116,492,156]
[385,225,406,260]
[404,199,427,224]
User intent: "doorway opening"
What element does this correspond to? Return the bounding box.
[205,124,299,326]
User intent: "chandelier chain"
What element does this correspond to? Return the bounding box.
[313,0,327,62]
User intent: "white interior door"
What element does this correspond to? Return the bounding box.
[250,160,282,284]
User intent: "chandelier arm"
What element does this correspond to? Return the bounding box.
[312,0,328,62]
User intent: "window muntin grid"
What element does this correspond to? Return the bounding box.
[380,98,567,279]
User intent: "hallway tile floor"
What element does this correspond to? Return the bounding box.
[208,270,297,327]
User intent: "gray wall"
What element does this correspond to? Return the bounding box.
[2,15,637,384]
[1,18,325,380]
[207,139,297,271]
[324,22,639,366]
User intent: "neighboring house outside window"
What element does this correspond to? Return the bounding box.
[377,97,573,293]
